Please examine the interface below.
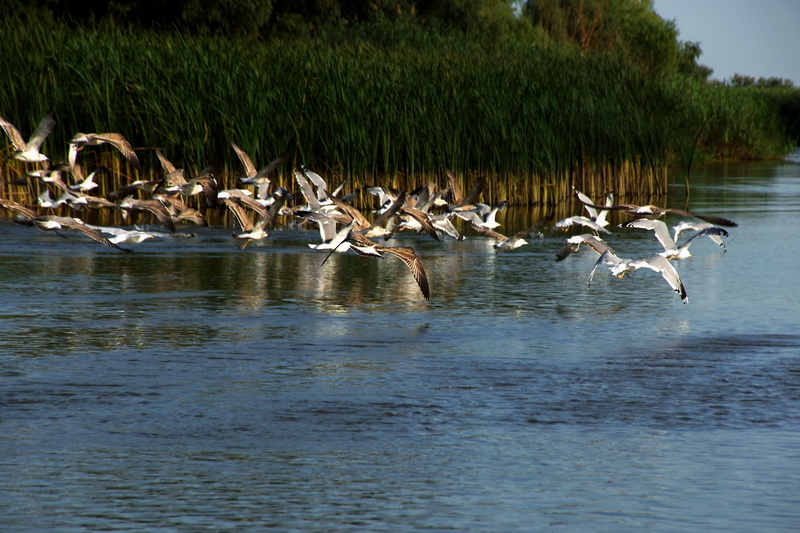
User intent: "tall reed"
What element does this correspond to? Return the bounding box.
[0,15,792,211]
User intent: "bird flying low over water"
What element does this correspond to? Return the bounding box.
[0,197,39,222]
[223,196,271,250]
[347,230,431,301]
[470,223,530,253]
[574,197,738,227]
[672,221,728,251]
[0,111,56,163]
[554,233,615,261]
[320,222,431,301]
[621,219,729,259]
[554,215,612,234]
[588,249,688,303]
[573,187,613,229]
[69,132,140,170]
[32,215,131,252]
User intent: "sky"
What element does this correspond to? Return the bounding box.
[652,0,800,85]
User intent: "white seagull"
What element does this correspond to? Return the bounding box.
[588,250,688,303]
[672,220,727,251]
[0,111,56,163]
[573,187,614,228]
[622,219,728,259]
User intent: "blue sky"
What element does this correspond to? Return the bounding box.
[653,0,800,84]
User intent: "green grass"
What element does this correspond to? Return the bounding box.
[0,15,795,209]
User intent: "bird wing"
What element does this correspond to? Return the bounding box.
[631,255,688,303]
[382,246,431,301]
[573,188,598,220]
[329,194,371,230]
[55,217,130,251]
[0,198,38,220]
[625,219,676,252]
[0,117,25,151]
[224,197,254,232]
[136,200,176,232]
[470,223,507,243]
[445,169,463,206]
[26,111,56,150]
[155,149,178,174]
[256,153,288,178]
[294,168,321,211]
[401,205,440,241]
[678,226,729,251]
[0,117,27,150]
[588,250,627,287]
[663,208,738,227]
[231,142,257,178]
[92,133,140,169]
[460,177,486,207]
[574,234,615,256]
[302,167,329,202]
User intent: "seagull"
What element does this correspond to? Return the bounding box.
[68,165,106,192]
[176,166,218,206]
[428,213,464,241]
[37,189,66,209]
[345,230,431,301]
[574,197,738,227]
[573,187,613,228]
[293,167,341,213]
[453,200,507,229]
[152,193,208,227]
[231,143,286,200]
[0,197,38,221]
[107,178,163,201]
[69,132,140,170]
[588,250,687,303]
[0,111,56,163]
[223,196,270,250]
[366,186,402,212]
[217,188,271,221]
[300,211,353,253]
[554,215,612,234]
[622,219,729,259]
[672,221,727,251]
[470,223,529,253]
[154,149,187,192]
[32,216,131,251]
[554,233,615,261]
[444,170,485,210]
[88,225,196,244]
[119,196,176,232]
[398,204,440,241]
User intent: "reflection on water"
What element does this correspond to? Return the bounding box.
[2,157,800,531]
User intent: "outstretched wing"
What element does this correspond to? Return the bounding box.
[382,246,431,301]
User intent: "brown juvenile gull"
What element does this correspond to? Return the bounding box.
[33,215,131,252]
[69,132,140,170]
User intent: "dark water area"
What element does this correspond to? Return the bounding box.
[1,155,799,531]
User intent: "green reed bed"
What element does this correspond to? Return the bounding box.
[0,16,794,211]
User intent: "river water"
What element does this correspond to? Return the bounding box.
[1,156,799,531]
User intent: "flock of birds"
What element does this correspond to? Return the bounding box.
[1,112,736,302]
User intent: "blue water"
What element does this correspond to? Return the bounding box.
[1,158,799,531]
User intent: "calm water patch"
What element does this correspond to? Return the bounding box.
[1,158,799,531]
